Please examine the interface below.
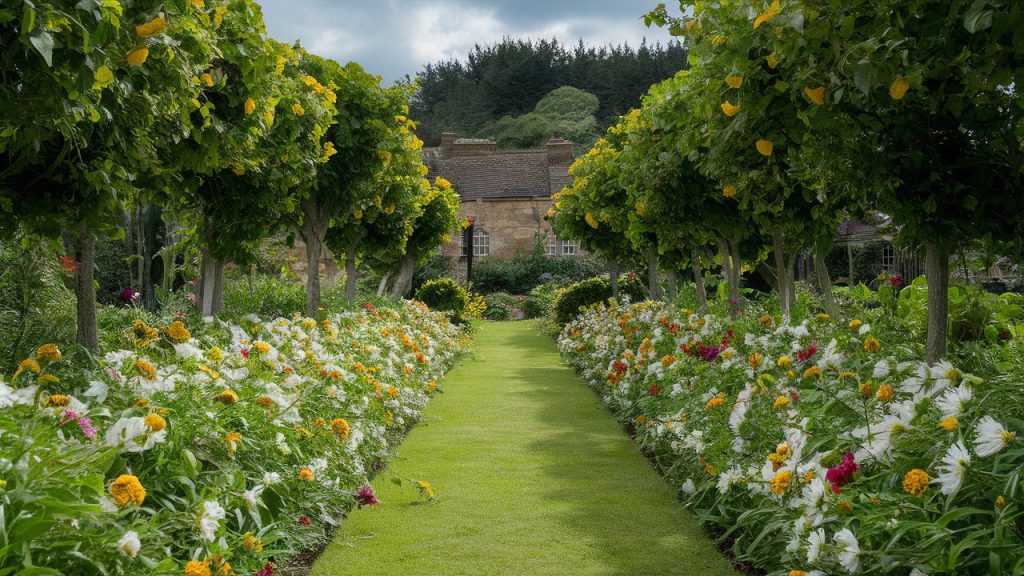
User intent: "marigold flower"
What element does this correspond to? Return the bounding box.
[770,469,791,495]
[292,102,305,116]
[876,384,894,403]
[848,319,862,330]
[225,431,242,453]
[144,413,166,432]
[46,394,70,407]
[661,354,676,367]
[889,75,909,100]
[725,75,743,88]
[902,469,930,496]
[777,355,792,368]
[12,358,41,381]
[252,341,270,355]
[722,184,737,198]
[773,395,790,410]
[299,468,315,482]
[136,360,158,381]
[704,393,726,410]
[753,0,781,29]
[756,139,773,156]
[331,418,350,438]
[720,101,741,117]
[127,320,159,347]
[242,532,263,552]
[802,366,822,379]
[39,374,59,385]
[859,382,874,398]
[135,16,165,37]
[636,415,647,425]
[207,347,223,362]
[939,416,958,431]
[185,560,211,576]
[214,390,239,405]
[748,352,763,370]
[201,73,214,87]
[838,371,856,380]
[35,343,61,362]
[110,474,146,507]
[163,321,191,343]
[864,336,881,351]
[759,314,772,325]
[804,86,825,106]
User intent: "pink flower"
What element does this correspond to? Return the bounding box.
[825,451,859,493]
[60,410,98,439]
[187,292,198,303]
[256,564,274,576]
[357,483,379,506]
[796,341,818,362]
[299,515,311,526]
[890,274,903,289]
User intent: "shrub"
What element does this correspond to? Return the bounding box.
[415,278,470,321]
[552,274,646,326]
[223,274,306,318]
[470,249,605,295]
[483,292,525,320]
[524,282,558,319]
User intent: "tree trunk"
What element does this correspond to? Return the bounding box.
[925,242,949,363]
[814,246,836,316]
[377,274,390,297]
[199,246,223,317]
[690,248,707,311]
[74,220,99,352]
[647,245,660,301]
[728,239,743,315]
[771,228,790,314]
[665,269,679,302]
[847,244,855,286]
[786,250,798,311]
[609,260,619,300]
[301,196,331,318]
[345,245,358,302]
[389,254,417,299]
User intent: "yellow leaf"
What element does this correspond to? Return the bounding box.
[191,0,205,7]
[804,86,825,106]
[753,0,781,29]
[723,185,737,198]
[126,47,149,67]
[889,75,909,100]
[766,52,779,69]
[635,202,646,216]
[756,139,774,156]
[725,75,743,89]
[135,16,165,38]
[720,101,741,117]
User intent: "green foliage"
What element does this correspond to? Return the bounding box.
[94,236,133,305]
[523,283,559,319]
[479,86,601,151]
[415,278,470,321]
[552,275,645,326]
[482,292,525,321]
[826,241,892,285]
[470,250,605,295]
[896,276,1024,346]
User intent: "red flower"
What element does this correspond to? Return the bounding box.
[648,384,661,396]
[256,564,274,576]
[796,341,818,362]
[357,483,379,507]
[241,348,250,359]
[299,515,311,526]
[890,274,903,289]
[361,302,377,313]
[825,451,859,493]
[58,256,78,277]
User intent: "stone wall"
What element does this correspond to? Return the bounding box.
[440,197,556,263]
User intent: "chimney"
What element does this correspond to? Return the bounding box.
[546,138,573,166]
[440,132,456,158]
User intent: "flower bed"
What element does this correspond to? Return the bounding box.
[558,301,1022,575]
[0,301,466,575]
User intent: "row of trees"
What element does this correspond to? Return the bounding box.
[1,0,458,351]
[552,0,1024,362]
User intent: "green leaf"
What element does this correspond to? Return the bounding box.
[854,60,874,96]
[21,5,35,34]
[964,0,993,33]
[838,15,855,38]
[29,29,54,66]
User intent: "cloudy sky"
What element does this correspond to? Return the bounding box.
[259,0,675,83]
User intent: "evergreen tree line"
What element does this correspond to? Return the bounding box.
[410,38,689,147]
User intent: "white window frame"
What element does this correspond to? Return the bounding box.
[882,243,895,272]
[561,239,580,256]
[473,228,489,257]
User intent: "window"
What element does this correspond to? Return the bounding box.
[471,228,489,257]
[546,236,557,256]
[882,243,895,272]
[561,239,580,256]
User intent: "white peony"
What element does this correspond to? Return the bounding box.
[117,531,141,558]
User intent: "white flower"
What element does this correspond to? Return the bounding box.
[117,531,141,558]
[197,500,225,541]
[801,478,830,526]
[932,441,971,495]
[936,384,973,418]
[806,528,826,563]
[834,528,860,573]
[243,484,264,507]
[83,380,109,404]
[974,416,1015,457]
[717,466,742,494]
[872,359,890,379]
[173,342,203,360]
[262,471,282,485]
[104,417,166,453]
[681,479,696,494]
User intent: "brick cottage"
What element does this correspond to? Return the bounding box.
[424,133,581,269]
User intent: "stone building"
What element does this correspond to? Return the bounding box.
[424,133,580,265]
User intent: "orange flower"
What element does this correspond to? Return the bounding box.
[864,336,881,351]
[127,47,149,67]
[756,139,774,156]
[721,101,741,117]
[109,474,146,507]
[299,468,315,482]
[135,16,166,38]
[889,75,909,100]
[804,86,825,106]
[876,384,894,403]
[723,184,737,198]
[725,75,743,89]
[331,418,350,438]
[244,98,255,115]
[202,73,214,87]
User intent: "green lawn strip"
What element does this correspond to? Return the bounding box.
[312,320,738,575]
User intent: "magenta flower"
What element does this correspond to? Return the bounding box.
[60,410,98,439]
[357,483,379,506]
[256,564,274,576]
[117,287,140,303]
[825,451,859,493]
[796,341,818,362]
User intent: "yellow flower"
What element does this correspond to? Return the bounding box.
[704,393,726,410]
[786,370,796,379]
[722,184,737,198]
[163,321,191,343]
[354,209,363,220]
[46,394,70,407]
[331,417,350,438]
[36,344,61,363]
[213,6,228,28]
[242,532,263,552]
[816,313,829,321]
[889,75,909,100]
[136,16,166,37]
[207,347,223,362]
[789,571,808,576]
[201,72,214,87]
[244,98,255,115]
[848,319,862,330]
[320,141,337,163]
[292,102,305,116]
[39,374,59,385]
[417,480,435,499]
[753,0,781,29]
[777,355,792,368]
[94,65,115,87]
[661,354,676,367]
[876,384,894,403]
[110,474,146,507]
[804,86,825,106]
[191,0,205,7]
[802,366,822,379]
[198,364,221,380]
[252,341,270,355]
[725,75,743,89]
[136,360,158,381]
[766,51,779,69]
[773,395,790,410]
[127,47,149,67]
[902,469,930,496]
[225,431,242,454]
[996,495,1006,508]
[127,320,159,347]
[214,390,238,405]
[838,371,855,380]
[721,101,741,117]
[232,165,245,176]
[759,314,772,325]
[864,336,881,351]
[12,358,41,381]
[939,416,958,431]
[635,415,647,426]
[756,139,774,156]
[435,177,453,190]
[749,352,763,369]
[585,212,599,229]
[860,382,874,397]
[185,560,211,576]
[770,469,791,495]
[299,468,315,482]
[144,413,166,432]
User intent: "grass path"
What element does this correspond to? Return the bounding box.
[311,321,737,576]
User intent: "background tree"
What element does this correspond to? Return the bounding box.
[478,86,600,152]
[383,178,460,299]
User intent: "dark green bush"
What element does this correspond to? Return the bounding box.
[483,292,524,320]
[470,249,604,294]
[415,278,470,321]
[94,236,133,305]
[552,274,646,326]
[524,282,558,319]
[223,275,307,318]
